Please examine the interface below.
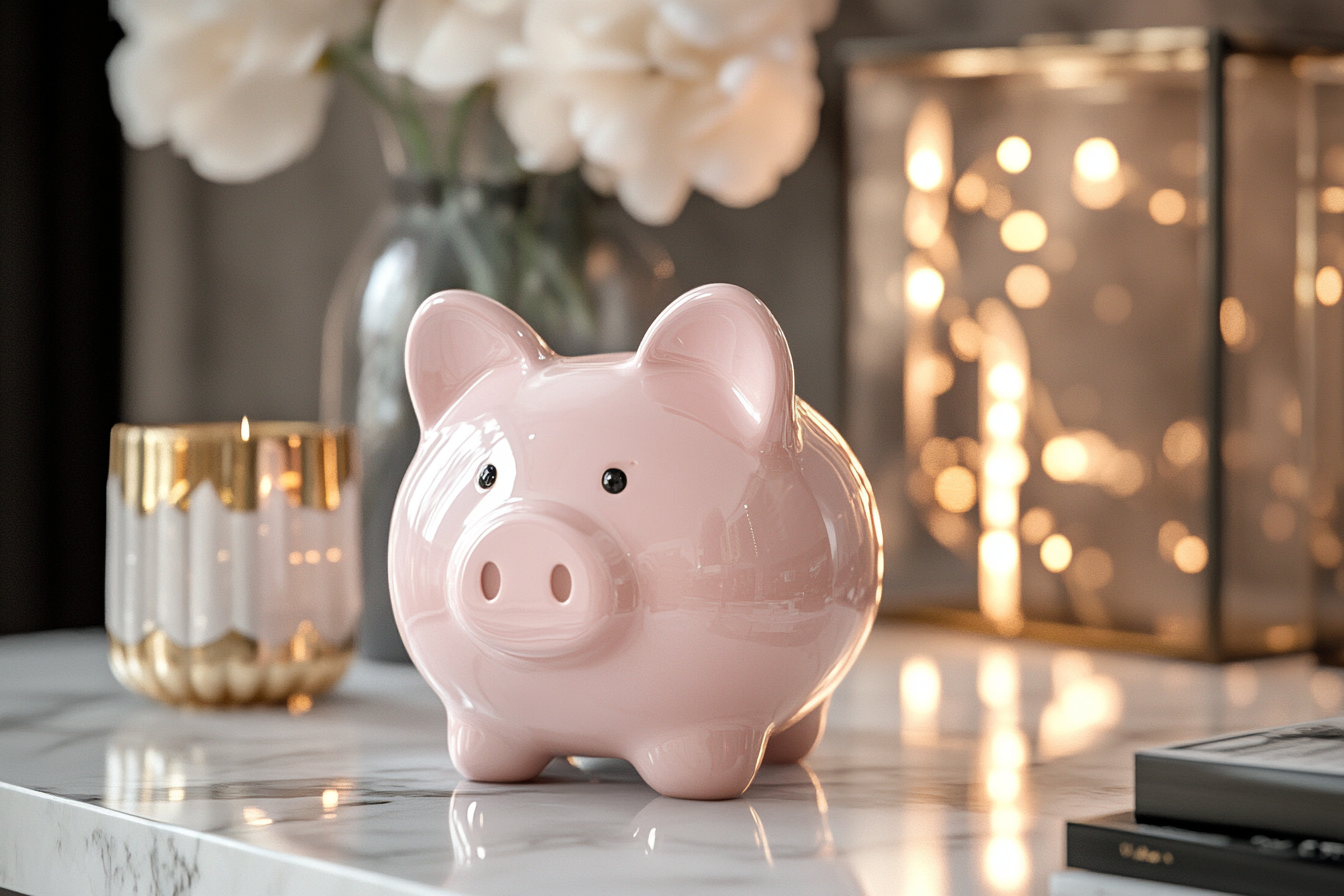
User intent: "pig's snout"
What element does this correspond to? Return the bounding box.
[449,505,633,659]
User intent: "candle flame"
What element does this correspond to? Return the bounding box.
[241,416,250,441]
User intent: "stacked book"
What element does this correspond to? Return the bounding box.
[1055,717,1344,896]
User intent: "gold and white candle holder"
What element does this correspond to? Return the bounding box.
[106,420,361,706]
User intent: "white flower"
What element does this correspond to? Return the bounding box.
[108,0,373,183]
[372,0,520,94]
[495,0,836,225]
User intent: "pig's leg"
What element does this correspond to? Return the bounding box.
[632,727,767,800]
[448,715,552,782]
[763,697,830,764]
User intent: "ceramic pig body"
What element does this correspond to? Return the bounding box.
[389,284,881,800]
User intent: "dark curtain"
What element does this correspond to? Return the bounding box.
[0,4,123,634]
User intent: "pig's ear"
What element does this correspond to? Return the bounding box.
[636,284,797,452]
[405,290,551,428]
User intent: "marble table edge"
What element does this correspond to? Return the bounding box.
[0,781,459,896]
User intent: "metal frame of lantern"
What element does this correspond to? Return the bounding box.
[842,29,1334,660]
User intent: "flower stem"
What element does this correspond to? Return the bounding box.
[444,85,489,183]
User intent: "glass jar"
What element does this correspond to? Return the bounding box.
[320,80,677,660]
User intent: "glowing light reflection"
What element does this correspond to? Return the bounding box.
[997,136,1031,173]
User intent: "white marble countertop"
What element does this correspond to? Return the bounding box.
[1,624,1341,896]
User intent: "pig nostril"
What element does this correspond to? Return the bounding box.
[550,565,572,603]
[481,562,501,601]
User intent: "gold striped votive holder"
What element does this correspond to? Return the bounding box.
[106,419,361,707]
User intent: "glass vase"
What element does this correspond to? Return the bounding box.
[320,83,677,661]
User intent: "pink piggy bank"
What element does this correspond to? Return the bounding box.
[389,283,882,800]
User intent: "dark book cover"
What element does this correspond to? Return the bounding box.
[1066,812,1344,896]
[1134,718,1344,841]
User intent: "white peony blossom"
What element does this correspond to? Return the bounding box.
[108,0,373,182]
[494,0,836,225]
[372,0,520,94]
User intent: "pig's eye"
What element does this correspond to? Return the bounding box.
[602,468,627,494]
[477,464,497,489]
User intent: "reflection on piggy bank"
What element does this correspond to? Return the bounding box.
[389,283,882,799]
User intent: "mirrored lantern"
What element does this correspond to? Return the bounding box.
[844,28,1320,659]
[1300,54,1344,667]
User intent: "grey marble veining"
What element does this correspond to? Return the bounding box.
[1,625,1340,895]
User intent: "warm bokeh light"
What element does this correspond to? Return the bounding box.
[996,136,1031,174]
[1318,266,1343,306]
[979,530,1018,575]
[949,316,984,360]
[910,352,956,396]
[999,210,1047,252]
[322,789,339,810]
[1219,297,1249,348]
[985,768,1021,802]
[1148,188,1187,225]
[1162,419,1206,467]
[1042,436,1088,482]
[1265,624,1300,653]
[1311,669,1344,711]
[977,649,1019,710]
[906,266,946,311]
[955,171,989,211]
[1038,654,1123,760]
[1105,451,1145,497]
[905,191,947,248]
[1312,528,1344,568]
[1072,547,1113,590]
[900,656,942,715]
[1005,264,1049,308]
[983,491,1017,528]
[984,183,1013,219]
[985,402,1023,440]
[983,836,1029,891]
[934,465,977,513]
[1321,185,1344,214]
[1072,170,1125,209]
[1020,507,1054,545]
[907,148,944,191]
[1040,534,1072,572]
[928,510,972,550]
[977,300,1027,635]
[1074,138,1119,182]
[989,728,1027,768]
[900,656,942,747]
[1158,520,1189,562]
[1173,535,1209,573]
[1093,284,1132,325]
[983,446,1029,487]
[921,437,958,476]
[243,806,273,826]
[987,363,1026,401]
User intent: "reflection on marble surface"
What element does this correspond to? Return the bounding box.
[1,625,1342,895]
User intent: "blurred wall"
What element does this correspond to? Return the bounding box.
[123,0,1344,428]
[1,4,122,634]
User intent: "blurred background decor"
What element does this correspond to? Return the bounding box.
[12,2,1344,662]
[107,421,360,705]
[844,28,1332,659]
[106,0,837,659]
[1302,54,1344,668]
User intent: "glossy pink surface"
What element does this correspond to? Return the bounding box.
[389,284,882,799]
